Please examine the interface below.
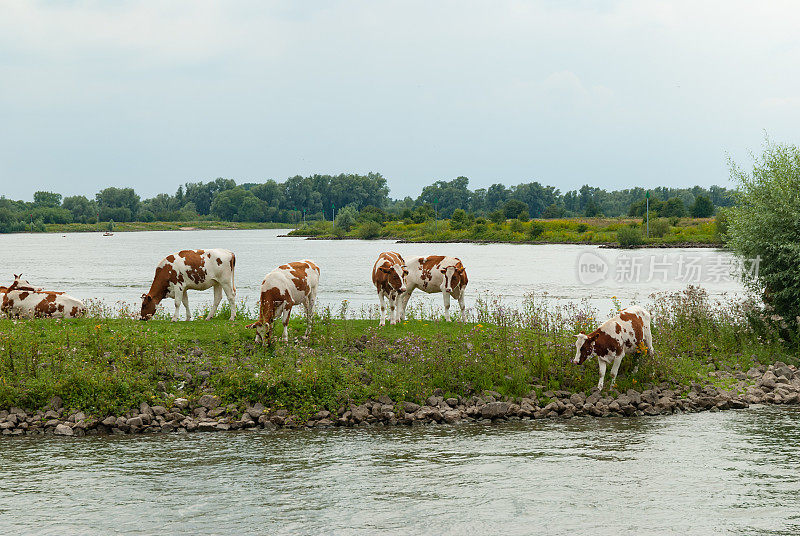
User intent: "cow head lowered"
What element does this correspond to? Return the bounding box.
[573,332,593,364]
[140,293,157,320]
[378,263,408,294]
[440,261,467,294]
[245,287,286,344]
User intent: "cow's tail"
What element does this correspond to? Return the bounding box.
[230,252,237,294]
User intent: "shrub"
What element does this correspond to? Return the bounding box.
[714,208,729,242]
[576,223,588,233]
[450,209,472,230]
[727,139,800,331]
[509,219,524,233]
[335,205,358,232]
[517,210,530,222]
[691,195,714,217]
[529,221,545,239]
[649,218,670,238]
[358,220,382,239]
[488,210,505,224]
[617,225,644,246]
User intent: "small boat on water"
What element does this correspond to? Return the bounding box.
[103,231,114,236]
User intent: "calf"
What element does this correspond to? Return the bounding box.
[572,305,654,390]
[246,260,320,344]
[140,249,236,321]
[399,256,468,322]
[372,251,408,326]
[1,274,85,318]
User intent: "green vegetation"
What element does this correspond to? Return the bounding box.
[289,217,721,245]
[727,139,800,338]
[0,289,793,419]
[43,221,290,233]
[2,173,735,233]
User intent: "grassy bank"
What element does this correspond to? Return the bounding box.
[39,221,291,233]
[287,217,721,246]
[0,289,792,420]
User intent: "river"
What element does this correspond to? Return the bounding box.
[0,229,745,316]
[1,405,798,535]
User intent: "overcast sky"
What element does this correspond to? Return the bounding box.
[1,1,798,201]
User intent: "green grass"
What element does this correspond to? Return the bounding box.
[0,288,792,420]
[288,217,721,245]
[41,221,292,233]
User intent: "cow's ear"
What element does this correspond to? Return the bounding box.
[245,321,261,329]
[379,266,390,273]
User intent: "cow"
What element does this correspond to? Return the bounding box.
[398,256,468,322]
[140,249,236,321]
[572,305,654,390]
[1,274,85,318]
[246,260,320,344]
[372,251,408,326]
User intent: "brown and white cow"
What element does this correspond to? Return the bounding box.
[572,305,654,390]
[372,251,408,326]
[246,260,320,344]
[398,256,468,322]
[1,274,85,318]
[140,249,236,321]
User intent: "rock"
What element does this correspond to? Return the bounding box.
[54,423,73,436]
[156,381,167,392]
[569,393,585,407]
[480,402,510,419]
[173,398,189,409]
[377,395,393,405]
[445,397,458,407]
[127,416,143,427]
[151,405,168,416]
[198,421,217,432]
[426,395,444,407]
[350,405,370,423]
[402,402,420,413]
[161,423,175,433]
[215,423,230,431]
[139,402,153,416]
[197,395,221,410]
[442,410,461,423]
[47,396,63,410]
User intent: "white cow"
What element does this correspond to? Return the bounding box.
[140,249,236,321]
[1,274,85,318]
[398,256,468,322]
[246,260,320,344]
[372,251,408,326]
[572,305,654,390]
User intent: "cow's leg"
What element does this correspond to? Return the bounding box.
[182,292,191,321]
[644,327,654,355]
[378,291,387,326]
[399,287,413,321]
[207,283,222,320]
[281,306,292,342]
[457,291,466,322]
[609,353,624,389]
[303,297,314,337]
[442,292,451,321]
[172,292,183,322]
[221,281,237,320]
[597,359,608,390]
[388,292,398,325]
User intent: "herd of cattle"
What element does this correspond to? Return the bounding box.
[1,247,654,389]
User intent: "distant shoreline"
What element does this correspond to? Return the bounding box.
[29,221,293,234]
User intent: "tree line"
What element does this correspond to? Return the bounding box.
[0,173,733,232]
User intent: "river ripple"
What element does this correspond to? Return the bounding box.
[1,405,798,535]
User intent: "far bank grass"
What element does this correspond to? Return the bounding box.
[40,221,291,233]
[0,289,791,419]
[289,217,721,246]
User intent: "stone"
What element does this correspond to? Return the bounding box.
[350,405,370,423]
[173,398,189,409]
[377,395,393,405]
[402,402,420,413]
[102,416,117,426]
[151,405,168,416]
[47,396,63,410]
[480,402,510,419]
[198,421,217,431]
[442,410,461,423]
[245,403,265,419]
[197,395,221,410]
[54,423,73,436]
[139,402,153,416]
[426,395,444,407]
[127,416,143,427]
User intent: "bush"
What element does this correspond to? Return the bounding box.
[450,209,472,230]
[335,206,358,232]
[529,221,545,239]
[517,210,530,222]
[714,208,729,242]
[509,219,524,233]
[576,223,588,233]
[649,218,670,238]
[727,139,800,330]
[488,210,505,224]
[691,195,714,217]
[617,225,644,246]
[358,220,382,239]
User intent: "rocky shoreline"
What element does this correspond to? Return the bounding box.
[2,362,797,438]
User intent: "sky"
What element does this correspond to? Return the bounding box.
[1,1,799,201]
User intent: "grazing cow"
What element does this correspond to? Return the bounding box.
[140,249,236,321]
[398,256,468,322]
[572,305,654,390]
[1,274,85,318]
[246,260,320,344]
[372,251,408,326]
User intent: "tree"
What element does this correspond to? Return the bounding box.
[661,197,687,218]
[503,199,528,219]
[96,187,140,221]
[584,200,600,217]
[34,191,62,207]
[62,195,97,223]
[542,204,565,219]
[691,195,714,217]
[727,140,800,330]
[335,205,358,231]
[450,209,472,230]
